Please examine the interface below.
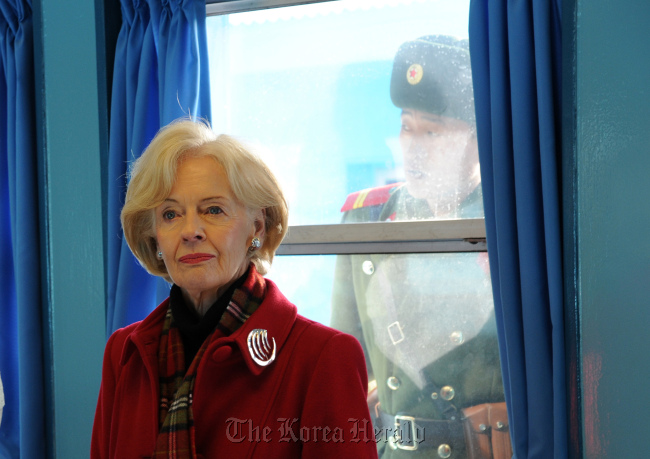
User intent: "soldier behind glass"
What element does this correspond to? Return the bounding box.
[331,36,510,458]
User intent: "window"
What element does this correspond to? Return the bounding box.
[205,0,485,320]
[206,2,508,455]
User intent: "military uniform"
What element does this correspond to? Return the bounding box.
[331,183,505,458]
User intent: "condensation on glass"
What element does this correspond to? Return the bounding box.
[207,0,472,226]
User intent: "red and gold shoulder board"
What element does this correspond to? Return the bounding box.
[340,183,402,212]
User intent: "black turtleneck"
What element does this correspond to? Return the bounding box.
[169,268,249,371]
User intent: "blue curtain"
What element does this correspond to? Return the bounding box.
[0,1,45,457]
[468,1,566,458]
[106,0,211,335]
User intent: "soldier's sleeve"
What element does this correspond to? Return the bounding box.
[330,252,373,380]
[330,185,399,381]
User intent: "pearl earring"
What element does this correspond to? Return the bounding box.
[157,251,163,259]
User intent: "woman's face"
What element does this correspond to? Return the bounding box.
[155,155,264,308]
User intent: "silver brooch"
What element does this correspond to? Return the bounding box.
[247,329,276,366]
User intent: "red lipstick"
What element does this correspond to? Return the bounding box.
[178,253,215,264]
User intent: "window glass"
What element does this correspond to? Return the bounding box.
[207,2,509,456]
[266,252,492,329]
[265,255,336,324]
[265,251,504,456]
[206,0,471,226]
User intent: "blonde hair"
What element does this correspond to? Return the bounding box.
[121,118,288,280]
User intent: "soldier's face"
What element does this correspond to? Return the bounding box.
[399,109,479,204]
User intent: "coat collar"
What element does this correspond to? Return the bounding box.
[218,279,297,376]
[119,279,298,377]
[119,298,169,367]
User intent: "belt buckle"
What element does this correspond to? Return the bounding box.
[388,414,418,451]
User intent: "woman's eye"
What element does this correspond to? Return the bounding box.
[207,206,222,215]
[163,210,176,220]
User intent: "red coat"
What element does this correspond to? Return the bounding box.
[91,279,378,459]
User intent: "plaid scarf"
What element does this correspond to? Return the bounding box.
[153,265,266,459]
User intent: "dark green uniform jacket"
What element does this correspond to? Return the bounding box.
[331,183,505,458]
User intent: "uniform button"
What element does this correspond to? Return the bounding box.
[450,331,464,344]
[386,376,401,390]
[212,346,233,362]
[437,444,452,458]
[362,260,375,275]
[440,385,455,401]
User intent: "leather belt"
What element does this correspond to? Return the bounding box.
[377,407,465,452]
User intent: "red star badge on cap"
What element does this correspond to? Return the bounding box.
[406,64,424,85]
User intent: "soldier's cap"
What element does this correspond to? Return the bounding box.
[390,35,475,124]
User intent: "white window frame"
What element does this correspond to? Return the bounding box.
[278,220,486,255]
[206,0,336,17]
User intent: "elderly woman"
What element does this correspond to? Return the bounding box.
[91,119,377,459]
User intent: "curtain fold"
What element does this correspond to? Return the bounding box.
[0,1,45,457]
[468,0,566,458]
[106,0,211,336]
